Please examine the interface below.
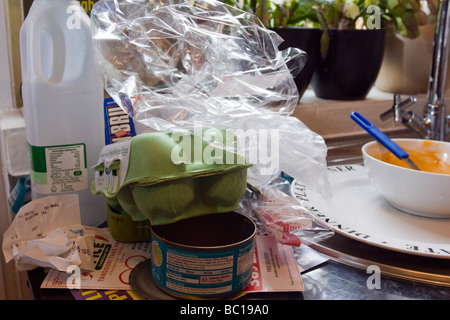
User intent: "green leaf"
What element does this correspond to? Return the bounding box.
[325,3,339,26]
[320,30,330,60]
[387,0,399,10]
[346,2,361,19]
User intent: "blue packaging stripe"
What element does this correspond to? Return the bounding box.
[8,176,31,214]
[103,97,136,145]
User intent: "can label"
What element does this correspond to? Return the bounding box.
[28,143,88,194]
[151,236,254,297]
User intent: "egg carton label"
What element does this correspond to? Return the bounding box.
[94,139,132,194]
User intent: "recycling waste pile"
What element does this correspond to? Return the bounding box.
[3,0,334,300]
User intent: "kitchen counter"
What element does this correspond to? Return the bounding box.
[303,259,450,300]
[26,161,450,301]
[27,247,450,301]
[22,88,450,301]
[26,126,450,302]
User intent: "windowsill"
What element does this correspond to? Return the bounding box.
[293,87,429,140]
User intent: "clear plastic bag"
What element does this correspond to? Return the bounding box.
[241,177,334,247]
[91,0,330,195]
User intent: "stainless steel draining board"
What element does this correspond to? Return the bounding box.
[310,233,450,287]
[315,131,450,287]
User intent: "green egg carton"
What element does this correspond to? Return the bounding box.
[92,130,251,226]
[107,204,151,242]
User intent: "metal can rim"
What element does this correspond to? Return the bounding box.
[151,211,256,251]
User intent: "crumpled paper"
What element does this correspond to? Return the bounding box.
[2,194,97,272]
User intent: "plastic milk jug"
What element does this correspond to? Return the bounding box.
[20,0,106,226]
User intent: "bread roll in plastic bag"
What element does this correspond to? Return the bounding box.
[91,0,330,196]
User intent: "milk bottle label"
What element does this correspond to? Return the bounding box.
[28,143,88,194]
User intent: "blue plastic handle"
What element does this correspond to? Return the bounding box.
[350,111,409,160]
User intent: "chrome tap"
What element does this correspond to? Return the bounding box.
[380,0,450,141]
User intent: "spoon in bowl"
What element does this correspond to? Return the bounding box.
[350,111,421,171]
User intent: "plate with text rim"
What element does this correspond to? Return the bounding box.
[291,164,450,259]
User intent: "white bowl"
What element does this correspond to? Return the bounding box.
[362,138,450,218]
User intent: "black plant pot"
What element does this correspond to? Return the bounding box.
[310,29,386,100]
[271,27,322,100]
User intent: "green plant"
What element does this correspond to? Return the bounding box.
[223,0,437,58]
[222,0,314,28]
[310,0,435,35]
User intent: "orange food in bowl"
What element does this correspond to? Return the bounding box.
[372,140,450,174]
[362,138,450,218]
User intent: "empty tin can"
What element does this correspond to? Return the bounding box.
[150,211,256,299]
